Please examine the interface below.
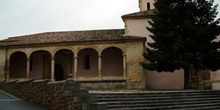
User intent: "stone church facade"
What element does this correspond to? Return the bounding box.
[0,0,219,90]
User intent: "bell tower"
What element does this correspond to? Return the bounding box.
[139,0,155,11]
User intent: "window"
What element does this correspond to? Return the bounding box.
[30,57,33,71]
[147,2,150,10]
[84,54,90,70]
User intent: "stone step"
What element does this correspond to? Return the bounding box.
[141,102,220,110]
[91,91,220,96]
[107,99,220,109]
[98,97,220,103]
[92,92,220,99]
[103,97,220,105]
[91,90,220,110]
[95,95,220,102]
[107,104,220,110]
[95,93,220,98]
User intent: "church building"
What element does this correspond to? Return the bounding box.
[0,0,219,90]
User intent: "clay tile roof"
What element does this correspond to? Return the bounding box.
[122,9,156,20]
[0,29,145,46]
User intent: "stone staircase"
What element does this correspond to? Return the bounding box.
[90,90,220,110]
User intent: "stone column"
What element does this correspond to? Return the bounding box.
[98,54,102,79]
[51,56,55,81]
[6,59,10,80]
[26,57,30,79]
[74,55,78,80]
[123,54,127,78]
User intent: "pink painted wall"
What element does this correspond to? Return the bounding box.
[102,47,123,76]
[78,49,98,77]
[146,70,184,89]
[30,51,51,79]
[139,0,155,11]
[30,52,51,79]
[124,10,184,89]
[30,54,43,79]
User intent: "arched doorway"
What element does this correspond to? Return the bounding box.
[55,63,64,81]
[55,49,74,80]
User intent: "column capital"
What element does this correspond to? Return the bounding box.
[74,55,78,58]
[26,57,30,60]
[51,56,55,60]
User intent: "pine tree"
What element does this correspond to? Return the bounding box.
[142,0,220,89]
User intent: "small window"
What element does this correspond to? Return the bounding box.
[147,2,150,10]
[30,57,33,71]
[84,54,90,70]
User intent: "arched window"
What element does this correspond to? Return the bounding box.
[147,2,150,10]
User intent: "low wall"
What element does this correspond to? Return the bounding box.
[0,79,81,110]
[78,80,126,90]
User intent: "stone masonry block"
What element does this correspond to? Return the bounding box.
[66,79,76,84]
[79,96,97,104]
[63,90,89,97]
[89,103,107,110]
[64,83,80,90]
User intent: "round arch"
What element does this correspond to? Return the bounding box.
[77,47,100,55]
[8,50,27,60]
[9,51,27,79]
[53,47,75,57]
[77,48,99,77]
[101,47,123,76]
[29,49,52,57]
[30,50,52,79]
[55,49,74,80]
[101,45,125,55]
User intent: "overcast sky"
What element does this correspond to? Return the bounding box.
[0,0,220,40]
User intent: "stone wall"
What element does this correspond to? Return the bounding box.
[0,48,6,81]
[0,79,81,110]
[79,80,126,90]
[189,69,211,89]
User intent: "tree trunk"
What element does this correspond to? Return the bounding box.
[184,68,190,89]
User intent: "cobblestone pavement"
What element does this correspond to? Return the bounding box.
[0,90,48,110]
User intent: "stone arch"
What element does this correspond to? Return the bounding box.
[77,47,100,55]
[30,50,51,79]
[9,51,27,79]
[101,45,125,55]
[8,50,27,60]
[55,49,74,80]
[29,49,52,57]
[53,47,75,56]
[77,48,98,77]
[101,47,123,76]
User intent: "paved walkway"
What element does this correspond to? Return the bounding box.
[0,90,48,110]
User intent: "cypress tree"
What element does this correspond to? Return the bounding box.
[142,0,220,89]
